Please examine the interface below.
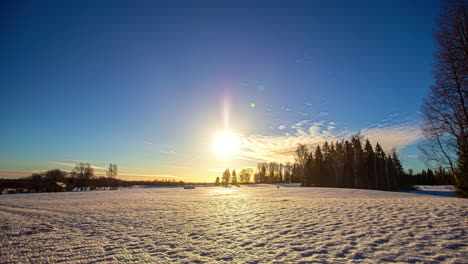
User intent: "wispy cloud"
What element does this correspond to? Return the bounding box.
[0,169,187,181]
[208,166,256,173]
[144,141,177,155]
[361,122,423,152]
[0,170,45,178]
[237,118,423,163]
[48,162,107,170]
[208,168,226,173]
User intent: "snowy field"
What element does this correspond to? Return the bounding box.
[1,185,467,263]
[410,185,457,197]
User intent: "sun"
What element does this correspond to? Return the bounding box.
[213,131,240,158]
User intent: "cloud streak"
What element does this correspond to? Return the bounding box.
[144,141,177,155]
[48,162,107,170]
[238,119,423,163]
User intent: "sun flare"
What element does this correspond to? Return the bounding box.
[213,131,240,158]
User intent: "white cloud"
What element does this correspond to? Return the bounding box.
[361,122,423,152]
[292,120,310,128]
[144,141,177,155]
[49,162,107,170]
[0,170,46,178]
[278,125,286,130]
[237,119,423,163]
[208,168,226,173]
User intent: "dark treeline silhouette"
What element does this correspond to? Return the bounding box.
[406,167,454,186]
[291,135,407,191]
[253,162,299,184]
[215,168,254,186]
[0,163,128,194]
[249,135,407,190]
[0,162,196,194]
[217,134,459,191]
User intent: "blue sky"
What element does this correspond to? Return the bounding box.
[0,0,441,181]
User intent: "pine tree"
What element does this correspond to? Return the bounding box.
[305,153,314,187]
[314,145,323,186]
[343,141,354,188]
[322,141,332,186]
[334,141,345,187]
[231,170,238,185]
[375,143,386,190]
[364,139,376,189]
[351,134,364,188]
[222,169,231,186]
[391,151,405,189]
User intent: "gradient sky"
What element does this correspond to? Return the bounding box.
[0,0,442,181]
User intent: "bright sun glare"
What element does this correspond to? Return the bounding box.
[213,131,240,158]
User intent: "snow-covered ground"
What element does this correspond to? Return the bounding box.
[1,185,467,263]
[410,185,457,197]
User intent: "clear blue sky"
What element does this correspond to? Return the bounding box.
[0,0,442,181]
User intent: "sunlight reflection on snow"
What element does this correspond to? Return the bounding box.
[208,187,245,197]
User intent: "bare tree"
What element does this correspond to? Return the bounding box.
[239,168,253,183]
[295,144,309,186]
[420,0,468,186]
[71,163,95,191]
[107,163,118,178]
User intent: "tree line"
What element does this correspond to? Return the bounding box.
[215,135,455,190]
[293,135,406,190]
[0,162,193,194]
[0,163,127,193]
[215,168,254,186]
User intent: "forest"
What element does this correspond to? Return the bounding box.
[216,135,455,191]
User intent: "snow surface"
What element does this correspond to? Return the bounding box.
[1,185,467,263]
[410,185,457,197]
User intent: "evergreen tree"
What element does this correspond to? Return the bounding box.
[364,139,376,189]
[375,143,386,190]
[314,145,323,186]
[322,141,332,186]
[391,150,404,188]
[231,170,238,185]
[278,163,284,183]
[222,169,231,186]
[351,134,364,188]
[305,153,314,187]
[333,141,345,187]
[343,141,354,188]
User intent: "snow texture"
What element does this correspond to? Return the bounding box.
[1,185,467,263]
[410,185,457,197]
